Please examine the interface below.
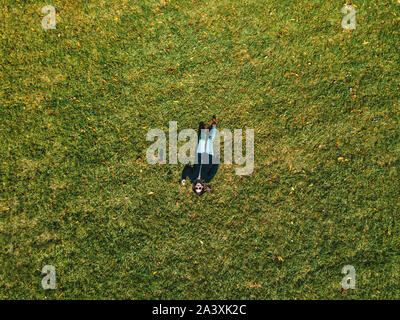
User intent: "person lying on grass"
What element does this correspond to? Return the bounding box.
[181,115,219,196]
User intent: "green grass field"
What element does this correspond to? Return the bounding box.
[1,0,399,299]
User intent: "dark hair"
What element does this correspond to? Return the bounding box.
[192,180,212,196]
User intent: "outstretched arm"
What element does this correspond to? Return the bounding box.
[181,165,193,181]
